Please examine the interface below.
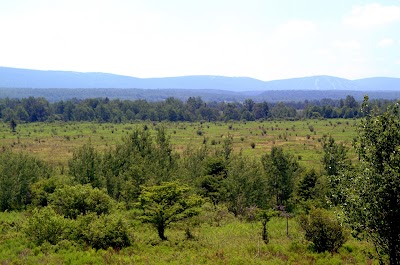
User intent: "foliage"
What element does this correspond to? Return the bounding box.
[24,207,68,245]
[321,135,351,176]
[101,127,178,204]
[261,147,300,207]
[224,155,267,216]
[199,156,227,205]
[0,150,51,211]
[0,116,384,263]
[299,208,347,253]
[138,182,203,240]
[297,169,318,201]
[78,213,131,250]
[321,135,352,205]
[68,141,104,188]
[49,184,114,219]
[30,175,73,207]
[256,209,277,244]
[24,207,131,250]
[0,95,383,124]
[342,98,400,264]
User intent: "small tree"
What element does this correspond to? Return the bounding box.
[297,169,318,201]
[321,135,352,205]
[9,119,17,132]
[138,182,203,240]
[68,141,104,188]
[257,209,276,244]
[199,156,227,205]
[261,147,299,206]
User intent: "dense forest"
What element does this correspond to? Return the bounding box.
[0,95,397,123]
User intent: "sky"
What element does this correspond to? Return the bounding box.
[0,0,400,81]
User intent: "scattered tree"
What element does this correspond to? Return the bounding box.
[138,182,203,240]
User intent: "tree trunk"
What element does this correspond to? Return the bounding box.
[157,223,167,240]
[389,239,398,265]
[262,220,269,244]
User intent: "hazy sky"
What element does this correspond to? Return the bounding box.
[1,0,399,80]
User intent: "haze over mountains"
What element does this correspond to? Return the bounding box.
[1,67,399,92]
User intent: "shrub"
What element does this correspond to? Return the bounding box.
[299,208,347,253]
[24,207,68,245]
[49,184,114,219]
[30,175,73,207]
[79,213,131,250]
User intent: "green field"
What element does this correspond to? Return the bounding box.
[0,119,357,169]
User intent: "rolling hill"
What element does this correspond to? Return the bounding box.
[1,66,399,91]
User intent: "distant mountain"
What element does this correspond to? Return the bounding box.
[0,66,399,91]
[262,75,359,90]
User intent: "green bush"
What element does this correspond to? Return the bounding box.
[24,207,68,245]
[79,213,131,250]
[299,208,347,253]
[49,184,114,219]
[30,175,73,207]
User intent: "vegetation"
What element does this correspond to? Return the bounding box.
[262,146,300,207]
[138,182,203,240]
[0,95,399,264]
[341,97,400,264]
[0,95,396,124]
[299,208,347,253]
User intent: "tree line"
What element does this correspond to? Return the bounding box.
[0,95,396,124]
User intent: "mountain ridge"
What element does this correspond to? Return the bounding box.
[1,66,399,91]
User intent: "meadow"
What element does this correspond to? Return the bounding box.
[0,118,379,265]
[0,118,357,169]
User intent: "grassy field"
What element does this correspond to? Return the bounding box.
[0,119,358,169]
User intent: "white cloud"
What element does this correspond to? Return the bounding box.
[378,38,395,47]
[333,40,361,50]
[343,3,400,28]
